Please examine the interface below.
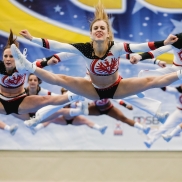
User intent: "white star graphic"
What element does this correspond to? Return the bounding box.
[132,0,157,14]
[170,19,182,34]
[54,5,61,12]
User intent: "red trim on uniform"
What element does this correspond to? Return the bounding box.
[173,62,182,66]
[119,100,124,105]
[123,43,129,52]
[148,42,156,50]
[9,95,27,102]
[126,54,129,59]
[48,91,51,95]
[177,107,182,110]
[110,76,122,87]
[148,52,154,58]
[36,60,43,68]
[53,54,61,62]
[44,39,50,49]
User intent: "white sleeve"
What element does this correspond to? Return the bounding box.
[31,37,83,55]
[115,42,166,55]
[120,53,159,65]
[146,45,172,58]
[54,52,81,61]
[129,43,156,52]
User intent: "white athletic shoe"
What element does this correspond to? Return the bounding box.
[144,139,153,148]
[99,125,108,134]
[9,124,18,136]
[11,44,35,73]
[162,134,172,142]
[143,125,151,135]
[81,101,89,115]
[156,112,169,124]
[11,44,26,72]
[24,117,40,128]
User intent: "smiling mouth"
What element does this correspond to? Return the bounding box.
[96,33,103,38]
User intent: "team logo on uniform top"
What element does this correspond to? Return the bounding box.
[90,55,119,75]
[178,50,182,61]
[2,73,26,88]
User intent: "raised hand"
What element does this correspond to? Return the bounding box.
[126,104,133,110]
[130,54,142,64]
[19,29,33,41]
[164,34,178,45]
[158,60,166,68]
[47,56,60,65]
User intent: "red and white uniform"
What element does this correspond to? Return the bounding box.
[31,37,160,77]
[0,62,27,101]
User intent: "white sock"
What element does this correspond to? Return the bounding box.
[92,124,101,130]
[177,70,182,80]
[34,123,44,131]
[134,122,144,130]
[169,125,182,137]
[4,125,10,131]
[69,108,82,117]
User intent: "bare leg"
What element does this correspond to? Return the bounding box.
[18,92,80,114]
[114,72,179,99]
[88,104,101,115]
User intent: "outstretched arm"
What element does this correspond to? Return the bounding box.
[19,29,83,55]
[123,33,178,53]
[35,52,79,68]
[130,45,172,64]
[122,53,166,67]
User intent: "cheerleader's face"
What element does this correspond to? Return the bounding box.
[28,75,39,89]
[3,48,16,71]
[90,20,109,42]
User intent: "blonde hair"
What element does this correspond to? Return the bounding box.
[3,29,19,52]
[89,0,113,41]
